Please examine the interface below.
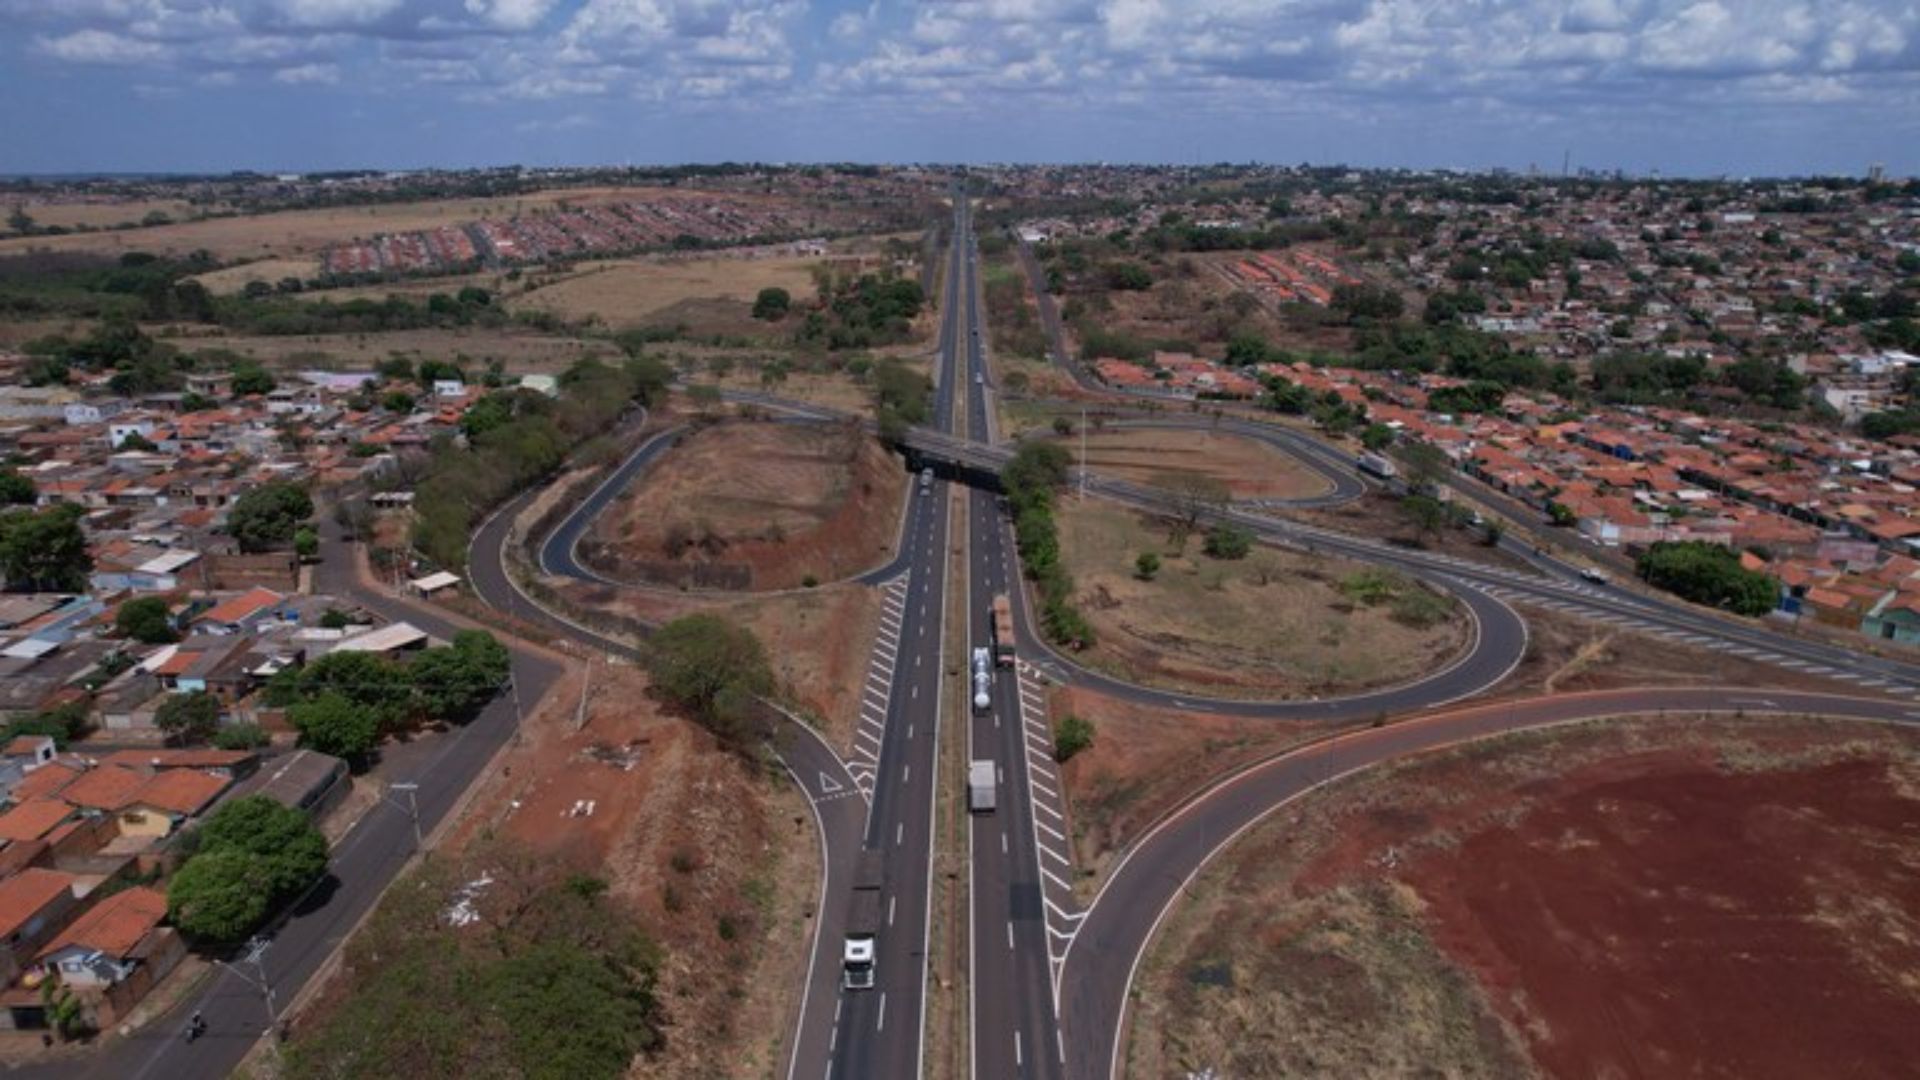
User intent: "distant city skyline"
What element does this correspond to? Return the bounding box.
[3,0,1917,178]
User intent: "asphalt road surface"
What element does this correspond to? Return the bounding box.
[960,218,1069,1080]
[817,191,977,1080]
[1055,685,1920,1079]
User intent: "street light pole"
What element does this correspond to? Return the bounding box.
[388,781,422,852]
[215,936,278,1038]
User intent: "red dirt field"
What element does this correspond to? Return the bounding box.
[1405,745,1920,1079]
[1134,715,1920,1079]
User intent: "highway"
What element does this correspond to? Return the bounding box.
[958,207,1070,1080]
[816,191,972,1080]
[1054,685,1920,1079]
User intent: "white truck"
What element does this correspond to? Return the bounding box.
[971,647,993,713]
[843,850,884,990]
[969,760,997,813]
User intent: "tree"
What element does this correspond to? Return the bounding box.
[1330,283,1405,322]
[168,850,273,943]
[196,795,329,895]
[410,631,510,722]
[0,468,35,506]
[1360,423,1395,452]
[114,596,177,644]
[1399,494,1448,543]
[1637,541,1778,616]
[231,364,275,396]
[297,650,410,724]
[752,287,792,320]
[383,391,417,414]
[1202,524,1253,560]
[226,481,313,553]
[1053,715,1095,762]
[1398,441,1450,494]
[1134,552,1161,581]
[214,722,270,750]
[294,527,319,561]
[7,206,34,235]
[156,691,221,742]
[291,692,381,759]
[0,505,92,592]
[1153,471,1230,546]
[1102,262,1153,291]
[643,615,775,748]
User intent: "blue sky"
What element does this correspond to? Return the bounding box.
[4,0,1918,177]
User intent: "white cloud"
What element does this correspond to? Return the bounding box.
[463,0,561,31]
[274,60,341,81]
[272,0,406,28]
[35,28,173,64]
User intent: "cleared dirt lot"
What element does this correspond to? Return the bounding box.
[1132,714,1920,1080]
[509,255,825,329]
[579,418,907,592]
[1052,426,1330,501]
[1059,500,1467,699]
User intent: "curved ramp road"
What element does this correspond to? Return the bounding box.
[1055,686,1920,1080]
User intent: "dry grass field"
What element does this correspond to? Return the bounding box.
[1132,714,1920,1080]
[508,255,826,329]
[1050,426,1331,501]
[580,419,907,591]
[0,186,705,262]
[11,198,215,231]
[1059,499,1467,698]
[154,324,607,370]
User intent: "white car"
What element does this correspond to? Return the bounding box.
[1579,567,1609,584]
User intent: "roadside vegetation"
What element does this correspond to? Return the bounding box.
[1637,540,1779,616]
[282,844,662,1080]
[167,795,329,944]
[262,629,512,760]
[398,352,671,570]
[1001,440,1095,648]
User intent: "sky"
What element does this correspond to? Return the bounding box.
[3,0,1918,177]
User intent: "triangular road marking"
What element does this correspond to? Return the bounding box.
[818,772,844,795]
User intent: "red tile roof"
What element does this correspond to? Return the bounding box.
[10,760,83,801]
[35,886,166,962]
[56,765,148,811]
[197,587,282,627]
[0,868,75,940]
[127,770,229,817]
[0,799,74,843]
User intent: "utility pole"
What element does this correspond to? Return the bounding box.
[387,781,422,852]
[216,936,279,1039]
[1079,406,1088,501]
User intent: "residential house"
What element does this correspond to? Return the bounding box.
[223,749,348,820]
[0,868,78,983]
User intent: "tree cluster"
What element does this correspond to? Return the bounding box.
[1000,442,1094,648]
[642,615,776,750]
[797,272,923,351]
[1636,541,1778,617]
[281,847,661,1080]
[269,630,512,760]
[411,355,669,570]
[226,482,314,553]
[871,358,933,444]
[0,504,91,592]
[167,795,328,943]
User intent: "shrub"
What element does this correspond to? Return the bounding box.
[1202,524,1253,560]
[1134,552,1160,580]
[1053,715,1095,762]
